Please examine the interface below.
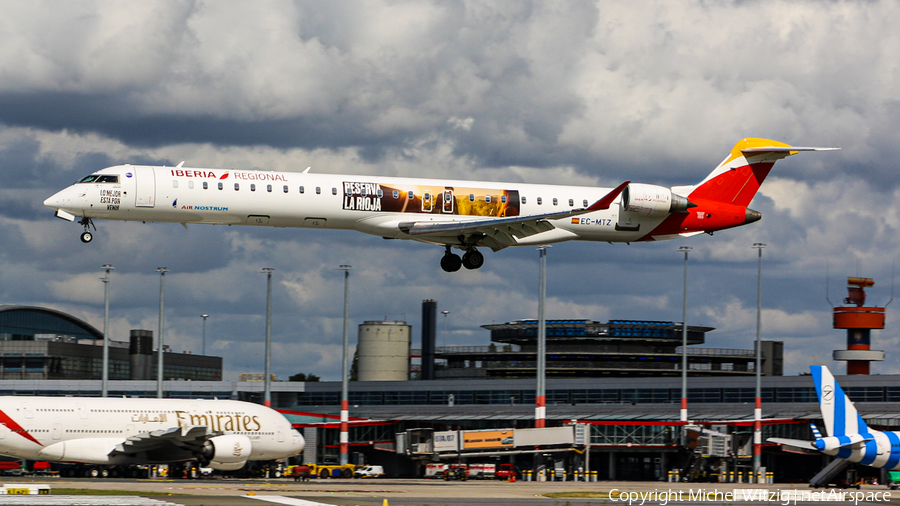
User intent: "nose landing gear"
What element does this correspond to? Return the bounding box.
[441,246,484,272]
[79,217,96,243]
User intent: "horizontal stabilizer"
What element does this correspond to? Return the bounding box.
[768,437,816,450]
[741,146,840,154]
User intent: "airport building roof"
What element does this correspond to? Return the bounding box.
[0,305,103,341]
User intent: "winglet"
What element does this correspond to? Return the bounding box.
[587,181,630,211]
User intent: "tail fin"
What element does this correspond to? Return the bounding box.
[688,138,837,206]
[811,364,869,437]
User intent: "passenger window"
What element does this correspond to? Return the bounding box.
[485,195,491,203]
[361,187,367,197]
[299,186,305,194]
[267,184,272,192]
[217,182,223,190]
[234,183,240,191]
[251,184,256,192]
[332,187,337,195]
[172,180,178,188]
[203,182,208,190]
[552,198,558,206]
[283,185,288,193]
[316,187,321,194]
[392,190,399,199]
[188,181,194,189]
[537,197,542,205]
[424,192,431,202]
[408,191,414,199]
[469,194,475,202]
[521,196,527,204]
[377,189,383,198]
[568,199,574,207]
[583,199,588,207]
[501,195,507,204]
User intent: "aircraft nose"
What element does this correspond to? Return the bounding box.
[43,192,61,209]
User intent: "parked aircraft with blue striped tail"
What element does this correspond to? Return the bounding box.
[769,365,900,470]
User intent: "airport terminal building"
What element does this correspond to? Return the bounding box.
[0,306,221,381]
[1,303,895,483]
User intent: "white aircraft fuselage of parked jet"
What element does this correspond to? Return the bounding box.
[0,396,303,471]
[44,138,836,271]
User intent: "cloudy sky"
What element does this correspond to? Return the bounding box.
[2,0,899,381]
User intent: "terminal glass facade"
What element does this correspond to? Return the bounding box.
[0,307,101,341]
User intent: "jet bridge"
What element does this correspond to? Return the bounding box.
[397,426,576,460]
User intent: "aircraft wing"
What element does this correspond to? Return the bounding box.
[110,426,212,459]
[398,181,629,251]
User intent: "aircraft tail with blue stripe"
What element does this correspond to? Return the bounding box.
[811,364,869,437]
[768,365,900,470]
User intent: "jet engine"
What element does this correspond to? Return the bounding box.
[620,183,693,217]
[617,183,694,230]
[198,434,252,470]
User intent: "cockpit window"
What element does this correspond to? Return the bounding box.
[77,174,119,184]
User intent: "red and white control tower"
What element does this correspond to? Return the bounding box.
[833,277,885,375]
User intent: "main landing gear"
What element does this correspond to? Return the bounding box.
[79,217,96,243]
[441,246,484,272]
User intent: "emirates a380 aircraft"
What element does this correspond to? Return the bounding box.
[0,396,304,471]
[44,138,835,272]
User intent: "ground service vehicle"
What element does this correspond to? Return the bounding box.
[305,463,358,479]
[496,463,516,480]
[354,465,385,478]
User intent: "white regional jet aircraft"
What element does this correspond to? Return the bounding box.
[43,138,835,272]
[0,396,304,471]
[770,365,900,471]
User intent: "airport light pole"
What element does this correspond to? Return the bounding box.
[441,310,450,349]
[338,265,352,466]
[201,314,209,356]
[752,243,766,481]
[156,267,168,399]
[101,264,114,397]
[678,246,692,423]
[262,268,275,408]
[338,265,351,465]
[535,246,547,429]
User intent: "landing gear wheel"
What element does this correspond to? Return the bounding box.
[80,231,93,243]
[440,254,462,272]
[462,250,484,270]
